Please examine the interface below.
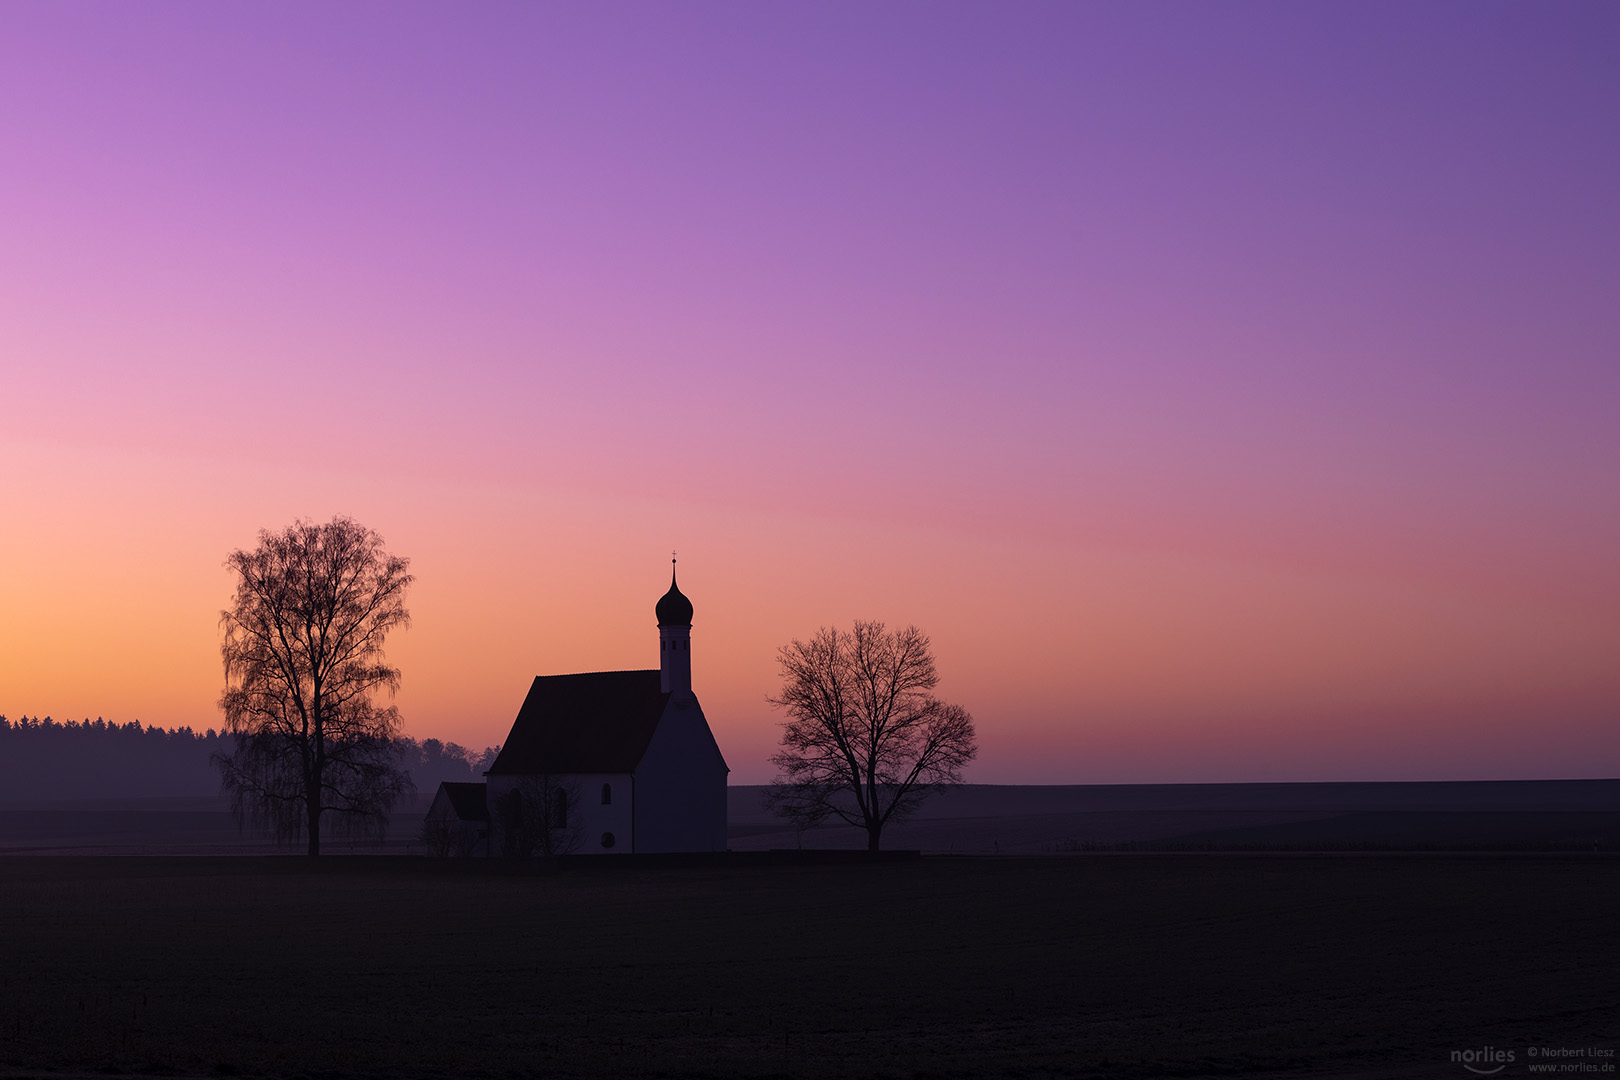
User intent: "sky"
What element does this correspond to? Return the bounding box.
[1,2,1616,784]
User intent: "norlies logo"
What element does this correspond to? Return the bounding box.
[1454,1047,1516,1075]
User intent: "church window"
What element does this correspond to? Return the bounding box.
[601,783,612,805]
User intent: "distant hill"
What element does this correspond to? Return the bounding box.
[0,716,496,804]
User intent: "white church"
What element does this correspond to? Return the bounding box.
[425,564,729,855]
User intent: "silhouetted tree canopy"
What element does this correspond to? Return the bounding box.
[765,621,977,851]
[214,516,415,854]
[394,737,500,790]
[0,717,228,801]
[0,718,495,805]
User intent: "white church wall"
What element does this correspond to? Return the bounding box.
[483,773,520,856]
[632,694,729,852]
[567,772,635,854]
[485,772,633,856]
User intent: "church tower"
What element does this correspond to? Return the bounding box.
[656,561,694,695]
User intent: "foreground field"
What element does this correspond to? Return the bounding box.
[0,855,1615,1079]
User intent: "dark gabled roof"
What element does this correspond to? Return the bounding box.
[435,781,489,822]
[486,670,670,776]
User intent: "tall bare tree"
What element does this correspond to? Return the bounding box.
[494,775,583,858]
[766,621,977,851]
[215,517,414,855]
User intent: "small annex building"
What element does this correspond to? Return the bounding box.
[422,781,491,856]
[428,564,728,855]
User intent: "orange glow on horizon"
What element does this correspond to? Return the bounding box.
[2,441,1615,785]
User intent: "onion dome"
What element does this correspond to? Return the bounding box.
[656,564,693,626]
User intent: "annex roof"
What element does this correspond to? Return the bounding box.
[434,781,490,822]
[485,670,670,776]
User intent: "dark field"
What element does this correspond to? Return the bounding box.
[1,855,1616,1080]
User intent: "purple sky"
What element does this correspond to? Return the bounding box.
[2,3,1616,782]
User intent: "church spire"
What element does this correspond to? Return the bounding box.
[656,558,693,627]
[657,558,693,695]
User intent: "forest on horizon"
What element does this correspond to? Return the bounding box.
[0,715,497,804]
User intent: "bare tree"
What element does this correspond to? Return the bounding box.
[494,775,583,859]
[765,621,977,851]
[419,815,457,858]
[214,517,414,855]
[419,814,483,858]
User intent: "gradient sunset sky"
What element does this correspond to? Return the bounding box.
[2,2,1616,784]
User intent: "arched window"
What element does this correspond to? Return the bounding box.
[601,783,612,805]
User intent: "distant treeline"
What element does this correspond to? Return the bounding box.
[404,737,501,791]
[0,716,497,804]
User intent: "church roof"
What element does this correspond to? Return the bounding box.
[485,670,671,776]
[434,781,489,822]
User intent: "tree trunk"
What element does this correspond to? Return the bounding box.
[307,718,322,855]
[306,787,321,856]
[865,771,880,852]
